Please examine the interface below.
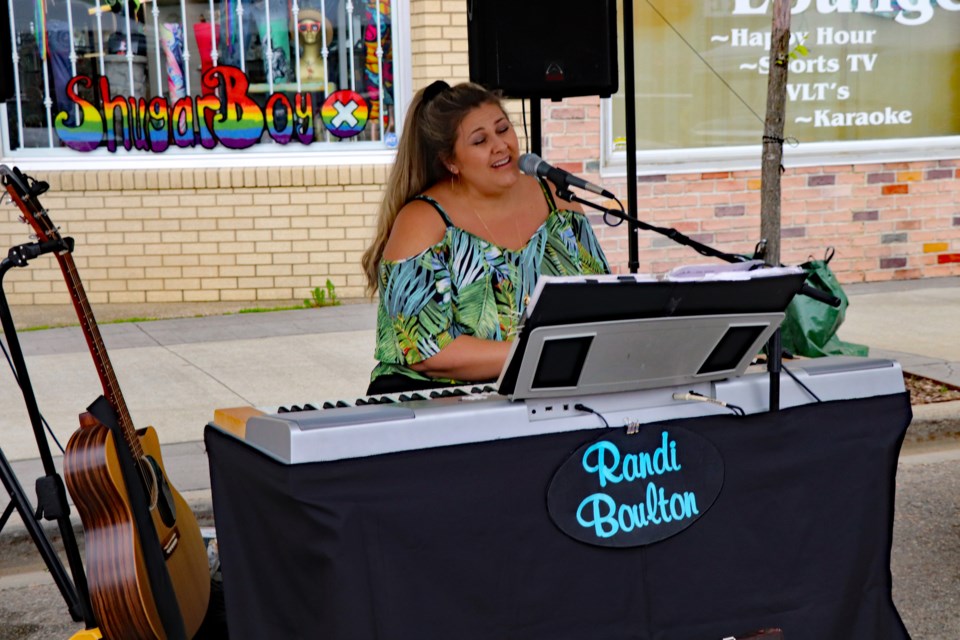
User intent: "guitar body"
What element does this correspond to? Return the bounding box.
[64,415,211,640]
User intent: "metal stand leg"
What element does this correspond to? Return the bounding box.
[0,252,95,627]
[0,448,84,619]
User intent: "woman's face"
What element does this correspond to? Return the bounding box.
[450,102,520,193]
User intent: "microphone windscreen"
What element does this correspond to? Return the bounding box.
[518,153,543,177]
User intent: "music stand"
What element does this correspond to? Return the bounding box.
[497,270,808,403]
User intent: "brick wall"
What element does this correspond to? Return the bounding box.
[0,166,387,305]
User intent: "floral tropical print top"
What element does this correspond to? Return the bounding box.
[371,181,610,388]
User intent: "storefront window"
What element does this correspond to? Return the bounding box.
[609,0,960,166]
[2,0,398,156]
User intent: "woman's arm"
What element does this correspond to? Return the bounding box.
[409,335,513,382]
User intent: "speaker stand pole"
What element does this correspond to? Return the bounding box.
[623,0,639,274]
[530,99,542,157]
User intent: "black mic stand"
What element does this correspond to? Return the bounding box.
[555,186,841,412]
[0,237,96,628]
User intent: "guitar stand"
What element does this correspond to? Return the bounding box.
[0,239,96,628]
[555,187,841,413]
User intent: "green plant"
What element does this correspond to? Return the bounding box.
[304,279,341,308]
[788,36,809,60]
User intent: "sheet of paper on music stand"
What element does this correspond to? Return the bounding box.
[665,260,802,281]
[497,269,806,400]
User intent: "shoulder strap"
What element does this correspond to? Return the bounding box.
[537,178,559,212]
[412,195,454,228]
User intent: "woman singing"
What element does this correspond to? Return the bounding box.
[361,80,609,394]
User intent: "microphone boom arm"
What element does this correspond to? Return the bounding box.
[559,189,747,264]
[556,187,841,308]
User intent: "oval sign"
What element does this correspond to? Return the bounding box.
[547,425,724,548]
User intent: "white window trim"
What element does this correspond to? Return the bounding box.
[0,0,412,172]
[599,98,960,177]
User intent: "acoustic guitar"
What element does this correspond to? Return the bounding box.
[1,166,210,639]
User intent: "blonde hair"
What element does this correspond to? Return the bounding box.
[361,81,504,294]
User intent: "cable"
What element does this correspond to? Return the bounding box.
[574,403,610,428]
[521,99,529,155]
[603,196,628,228]
[644,0,764,128]
[782,364,822,403]
[0,334,67,454]
[672,390,745,416]
[643,0,801,152]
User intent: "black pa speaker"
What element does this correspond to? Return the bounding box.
[0,9,13,101]
[467,0,618,100]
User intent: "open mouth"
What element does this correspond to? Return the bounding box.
[491,157,510,169]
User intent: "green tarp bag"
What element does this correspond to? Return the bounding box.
[780,248,869,358]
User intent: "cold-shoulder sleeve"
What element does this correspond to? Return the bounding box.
[569,211,610,274]
[374,243,455,367]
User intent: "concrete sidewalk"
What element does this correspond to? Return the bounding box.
[1,277,959,532]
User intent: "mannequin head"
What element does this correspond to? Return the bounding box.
[297,8,333,48]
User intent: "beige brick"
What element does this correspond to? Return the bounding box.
[143,220,182,232]
[198,230,236,242]
[287,166,302,186]
[252,193,291,206]
[199,254,238,266]
[257,288,294,300]
[273,252,309,265]
[216,193,254,206]
[309,228,346,239]
[161,231,200,243]
[181,242,220,255]
[255,241,294,253]
[184,290,220,302]
[221,265,257,277]
[180,219,218,231]
[237,253,273,265]
[181,266,220,279]
[127,279,165,292]
[327,167,340,185]
[217,218,255,230]
[109,291,147,303]
[147,290,185,302]
[162,255,201,267]
[237,230,273,242]
[238,276,276,288]
[126,256,164,268]
[220,289,259,302]
[124,232,163,244]
[146,266,183,279]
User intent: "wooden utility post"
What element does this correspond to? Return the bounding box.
[760,0,792,267]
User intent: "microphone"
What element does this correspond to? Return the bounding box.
[518,153,615,199]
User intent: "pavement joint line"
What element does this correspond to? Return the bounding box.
[136,325,256,407]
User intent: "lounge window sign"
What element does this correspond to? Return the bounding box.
[612,0,960,151]
[547,425,724,548]
[54,66,377,153]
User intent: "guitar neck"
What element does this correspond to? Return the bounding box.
[55,250,143,461]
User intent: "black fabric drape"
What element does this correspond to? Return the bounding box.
[205,392,911,640]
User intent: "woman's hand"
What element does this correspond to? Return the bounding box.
[409,335,513,382]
